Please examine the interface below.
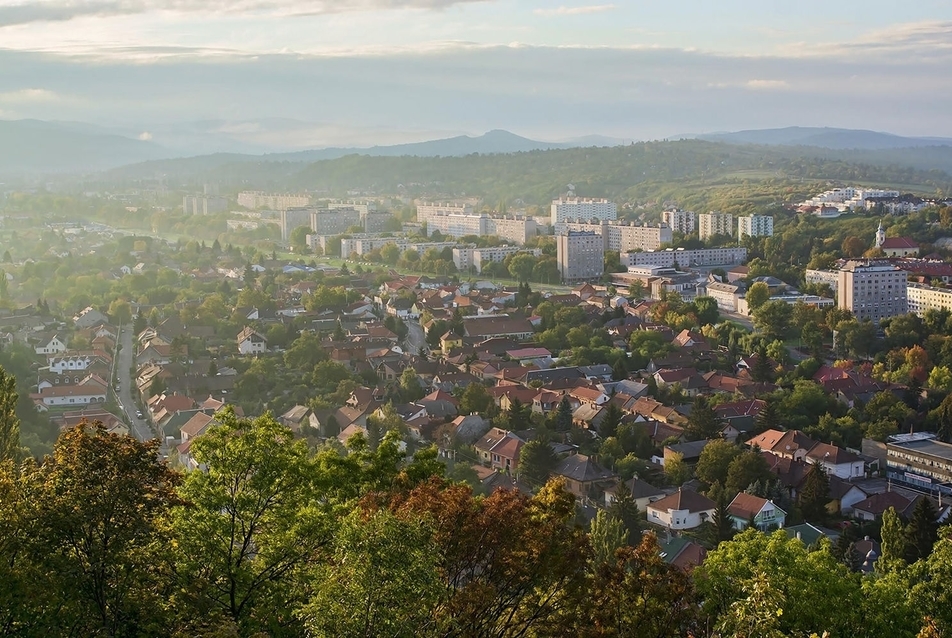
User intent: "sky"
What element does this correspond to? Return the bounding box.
[1,0,951,150]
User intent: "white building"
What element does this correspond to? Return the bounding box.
[838,260,908,323]
[183,195,229,216]
[624,246,747,268]
[415,201,474,224]
[559,220,672,253]
[35,335,67,355]
[805,269,840,293]
[661,208,696,234]
[237,327,268,355]
[907,283,952,317]
[557,231,604,283]
[737,215,774,239]
[646,488,716,531]
[698,211,734,240]
[550,197,617,225]
[736,293,835,316]
[704,279,745,312]
[238,191,310,210]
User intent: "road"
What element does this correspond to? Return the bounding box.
[405,319,428,357]
[116,322,155,442]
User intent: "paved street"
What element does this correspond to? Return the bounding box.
[116,322,155,442]
[405,319,428,357]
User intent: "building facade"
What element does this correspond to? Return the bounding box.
[550,197,617,225]
[557,231,604,283]
[837,260,908,323]
[238,191,310,210]
[907,283,952,317]
[805,268,840,293]
[183,195,229,216]
[415,201,475,224]
[737,215,774,239]
[310,208,362,237]
[624,246,747,268]
[698,211,734,240]
[886,433,952,496]
[661,208,696,234]
[559,220,673,253]
[279,208,313,241]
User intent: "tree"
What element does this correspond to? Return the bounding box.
[842,235,867,258]
[29,423,181,635]
[554,396,573,432]
[664,452,690,486]
[302,508,440,638]
[695,439,741,487]
[108,298,133,324]
[399,367,425,402]
[504,396,532,431]
[694,295,720,326]
[685,394,724,441]
[519,439,557,485]
[879,506,906,573]
[172,409,328,634]
[508,253,536,283]
[0,366,21,463]
[289,225,311,253]
[799,464,830,522]
[608,480,643,547]
[754,398,780,434]
[725,450,772,495]
[599,402,623,438]
[589,510,627,565]
[459,382,492,415]
[931,392,952,442]
[753,299,793,342]
[612,357,628,381]
[745,282,771,312]
[711,489,735,545]
[380,242,401,265]
[905,496,939,563]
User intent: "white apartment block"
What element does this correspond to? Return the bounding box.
[238,191,311,210]
[805,269,840,293]
[327,200,377,215]
[704,280,745,312]
[557,231,605,283]
[736,294,835,316]
[183,195,228,216]
[798,187,900,213]
[363,211,395,233]
[661,209,696,234]
[838,261,908,323]
[550,197,617,225]
[340,237,457,258]
[426,214,490,238]
[737,215,774,239]
[310,208,362,236]
[698,212,734,240]
[624,247,747,268]
[279,208,313,241]
[487,216,538,245]
[906,284,952,317]
[416,201,475,224]
[559,220,672,253]
[452,246,540,273]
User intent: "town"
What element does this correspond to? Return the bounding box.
[2,178,952,636]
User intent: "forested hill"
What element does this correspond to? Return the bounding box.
[104,139,952,210]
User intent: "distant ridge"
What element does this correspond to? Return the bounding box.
[692,126,952,150]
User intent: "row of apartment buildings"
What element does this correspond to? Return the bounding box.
[660,210,774,240]
[280,207,395,241]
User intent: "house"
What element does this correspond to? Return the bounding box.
[879,236,919,258]
[852,491,915,522]
[237,326,268,355]
[660,537,708,571]
[73,306,109,329]
[279,405,320,433]
[748,429,817,461]
[35,334,67,355]
[33,374,108,407]
[785,523,828,547]
[647,488,716,530]
[805,442,865,480]
[551,454,616,500]
[727,493,787,531]
[829,476,869,516]
[461,314,534,340]
[604,477,665,509]
[473,428,525,474]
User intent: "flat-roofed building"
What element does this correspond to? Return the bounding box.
[551,197,616,225]
[557,231,604,283]
[624,246,747,268]
[737,215,774,239]
[906,283,952,317]
[838,260,908,323]
[559,220,672,253]
[886,433,952,496]
[662,208,696,234]
[698,211,734,240]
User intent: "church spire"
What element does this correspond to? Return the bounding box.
[875,219,886,249]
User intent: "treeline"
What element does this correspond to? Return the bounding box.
[1,413,951,637]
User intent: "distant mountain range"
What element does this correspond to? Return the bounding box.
[2,119,952,179]
[686,126,952,150]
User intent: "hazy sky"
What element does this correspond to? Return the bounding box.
[1,0,951,149]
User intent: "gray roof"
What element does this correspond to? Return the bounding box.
[553,454,615,483]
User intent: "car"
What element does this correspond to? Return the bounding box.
[136,411,143,418]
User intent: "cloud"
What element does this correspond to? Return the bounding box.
[137,131,152,140]
[745,79,789,90]
[534,4,615,16]
[0,88,60,102]
[0,0,489,26]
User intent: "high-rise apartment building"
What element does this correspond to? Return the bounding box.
[183,195,228,216]
[238,191,310,210]
[310,207,362,236]
[550,197,617,225]
[837,260,908,323]
[737,215,774,239]
[661,209,696,234]
[698,211,734,240]
[558,220,672,253]
[416,201,475,224]
[557,231,605,283]
[279,208,313,241]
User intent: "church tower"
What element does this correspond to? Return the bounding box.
[875,219,886,249]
